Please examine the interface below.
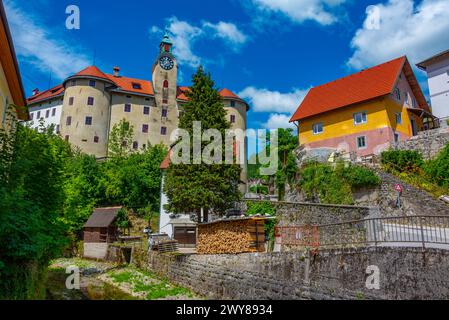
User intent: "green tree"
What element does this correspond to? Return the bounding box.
[163,67,242,221]
[0,107,69,299]
[108,119,135,158]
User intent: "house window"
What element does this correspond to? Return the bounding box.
[69,97,74,106]
[142,124,149,133]
[230,100,236,107]
[396,112,402,124]
[66,116,72,126]
[312,122,323,135]
[124,104,131,112]
[357,136,367,149]
[52,108,56,116]
[132,83,142,90]
[394,87,401,100]
[161,109,168,118]
[94,136,99,143]
[354,112,367,125]
[230,115,236,123]
[87,97,94,106]
[85,116,92,125]
[161,126,167,135]
[133,141,139,150]
[143,106,150,115]
[37,111,41,119]
[45,110,50,118]
[89,80,96,87]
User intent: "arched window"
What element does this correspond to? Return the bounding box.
[163,80,169,88]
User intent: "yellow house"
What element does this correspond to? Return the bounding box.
[290,56,436,157]
[0,1,27,130]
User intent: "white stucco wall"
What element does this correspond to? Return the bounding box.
[424,57,449,119]
[159,173,173,237]
[27,98,63,133]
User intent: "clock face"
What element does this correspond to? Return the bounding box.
[159,56,174,70]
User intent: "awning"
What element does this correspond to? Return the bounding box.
[407,108,437,119]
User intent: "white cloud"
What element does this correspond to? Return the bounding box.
[348,0,449,69]
[263,113,296,129]
[4,1,90,80]
[238,86,308,113]
[250,0,347,25]
[150,18,248,68]
[203,21,248,46]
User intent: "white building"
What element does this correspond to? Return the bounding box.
[26,85,64,133]
[417,49,449,124]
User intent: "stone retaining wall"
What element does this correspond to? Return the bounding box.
[396,128,449,159]
[133,247,449,300]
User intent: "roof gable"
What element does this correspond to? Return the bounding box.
[84,207,122,228]
[290,56,408,122]
[27,85,64,105]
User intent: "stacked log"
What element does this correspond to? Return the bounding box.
[197,218,266,254]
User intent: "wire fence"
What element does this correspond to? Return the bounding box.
[275,215,449,251]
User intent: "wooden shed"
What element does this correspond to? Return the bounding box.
[197,217,267,254]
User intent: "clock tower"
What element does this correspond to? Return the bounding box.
[152,31,179,144]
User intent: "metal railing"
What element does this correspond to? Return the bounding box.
[275,215,449,251]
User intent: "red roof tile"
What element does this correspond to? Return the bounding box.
[290,56,408,122]
[176,86,244,101]
[219,88,241,99]
[73,66,111,82]
[106,74,154,95]
[27,84,64,104]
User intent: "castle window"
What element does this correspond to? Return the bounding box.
[45,110,50,118]
[124,104,131,112]
[230,115,236,123]
[162,109,168,118]
[143,106,150,115]
[52,108,56,116]
[230,101,236,107]
[142,124,149,133]
[163,80,169,88]
[66,116,72,126]
[161,126,167,135]
[71,80,76,86]
[87,97,94,106]
[162,99,168,104]
[85,116,92,125]
[69,97,74,106]
[89,80,96,87]
[94,136,99,143]
[132,83,142,90]
[133,141,139,150]
[312,122,323,135]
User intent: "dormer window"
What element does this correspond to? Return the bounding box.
[132,83,142,90]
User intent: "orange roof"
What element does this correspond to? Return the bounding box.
[106,74,154,95]
[73,66,112,82]
[176,86,244,101]
[219,88,241,99]
[27,84,64,105]
[176,86,190,101]
[290,56,411,122]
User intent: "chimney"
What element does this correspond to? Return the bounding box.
[32,88,40,96]
[113,66,120,77]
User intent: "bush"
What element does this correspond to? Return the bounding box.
[341,165,381,189]
[381,150,424,172]
[425,143,449,188]
[249,185,269,194]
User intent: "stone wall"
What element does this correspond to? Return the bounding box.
[396,128,449,159]
[241,200,378,226]
[133,247,449,300]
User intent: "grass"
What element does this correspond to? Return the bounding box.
[105,267,194,300]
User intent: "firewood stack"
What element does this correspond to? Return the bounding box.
[197,218,266,254]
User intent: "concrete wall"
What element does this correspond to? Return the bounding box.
[133,247,449,300]
[83,243,109,260]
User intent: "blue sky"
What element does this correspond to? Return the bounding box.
[4,0,449,143]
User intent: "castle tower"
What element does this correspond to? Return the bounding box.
[59,66,113,158]
[152,31,179,145]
